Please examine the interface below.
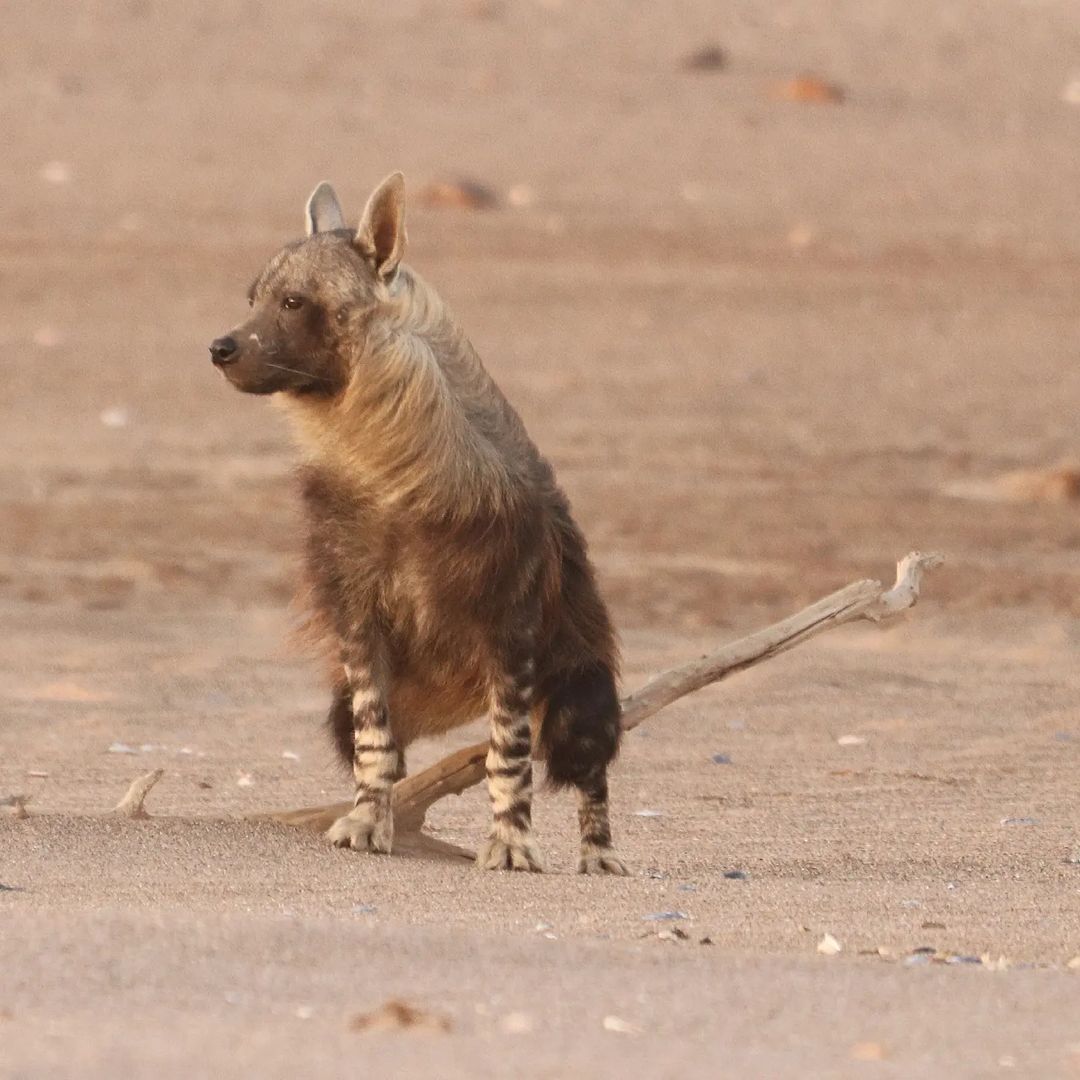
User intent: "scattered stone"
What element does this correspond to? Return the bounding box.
[26,771,48,779]
[723,870,748,881]
[947,955,982,966]
[920,921,946,930]
[348,999,452,1035]
[772,75,845,104]
[40,160,72,185]
[850,1041,887,1062]
[417,179,498,210]
[817,933,842,956]
[282,750,300,761]
[32,326,64,348]
[642,911,688,922]
[946,464,1080,504]
[634,809,663,818]
[1066,956,1080,971]
[1000,817,1038,827]
[602,1015,640,1035]
[680,44,726,72]
[699,936,714,946]
[500,1011,534,1034]
[904,953,931,967]
[676,882,698,892]
[107,742,137,755]
[100,406,130,429]
[710,753,732,765]
[236,772,255,788]
[506,184,536,208]
[837,734,866,747]
[351,904,377,915]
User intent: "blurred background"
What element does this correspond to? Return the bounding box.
[4,0,1079,638]
[3,5,1080,1073]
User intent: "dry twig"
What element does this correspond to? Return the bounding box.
[111,769,164,818]
[266,552,942,856]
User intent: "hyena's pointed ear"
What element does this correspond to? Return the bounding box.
[355,172,407,281]
[306,182,346,236]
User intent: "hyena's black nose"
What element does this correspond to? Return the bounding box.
[209,336,239,366]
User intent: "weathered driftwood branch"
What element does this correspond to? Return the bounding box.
[111,769,164,818]
[266,552,942,856]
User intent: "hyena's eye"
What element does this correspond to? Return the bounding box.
[282,295,304,311]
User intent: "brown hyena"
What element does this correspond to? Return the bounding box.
[209,173,625,874]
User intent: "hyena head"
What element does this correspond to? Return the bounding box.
[208,172,407,397]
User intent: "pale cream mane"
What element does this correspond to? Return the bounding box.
[280,266,522,521]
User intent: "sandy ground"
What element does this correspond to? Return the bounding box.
[3,2,1080,1077]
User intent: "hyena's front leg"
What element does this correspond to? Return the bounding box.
[477,646,543,872]
[325,647,399,854]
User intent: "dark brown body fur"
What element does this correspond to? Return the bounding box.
[209,174,625,873]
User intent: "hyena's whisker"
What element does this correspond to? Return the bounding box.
[262,360,332,384]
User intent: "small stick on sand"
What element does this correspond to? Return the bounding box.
[111,769,164,818]
[2,795,31,820]
[266,551,943,856]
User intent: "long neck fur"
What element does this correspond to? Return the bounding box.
[280,267,526,521]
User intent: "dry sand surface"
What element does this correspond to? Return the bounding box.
[3,2,1080,1077]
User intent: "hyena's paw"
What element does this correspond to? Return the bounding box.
[326,802,394,854]
[476,833,544,873]
[578,846,629,876]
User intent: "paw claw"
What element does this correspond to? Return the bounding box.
[476,835,544,872]
[326,804,394,854]
[578,849,629,876]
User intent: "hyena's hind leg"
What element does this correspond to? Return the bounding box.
[576,772,627,875]
[477,639,543,872]
[325,644,401,854]
[541,664,628,875]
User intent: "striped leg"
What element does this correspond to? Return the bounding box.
[576,773,628,875]
[326,655,398,854]
[477,654,543,872]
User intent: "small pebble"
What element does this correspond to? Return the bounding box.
[107,742,137,755]
[351,903,377,915]
[680,44,726,72]
[634,809,663,818]
[836,734,866,747]
[642,911,688,922]
[1000,817,1038,827]
[817,933,842,956]
[602,1015,640,1035]
[236,773,255,788]
[282,750,300,761]
[500,1012,534,1034]
[100,406,130,429]
[40,160,72,184]
[33,327,64,348]
[676,882,698,892]
[710,753,732,765]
